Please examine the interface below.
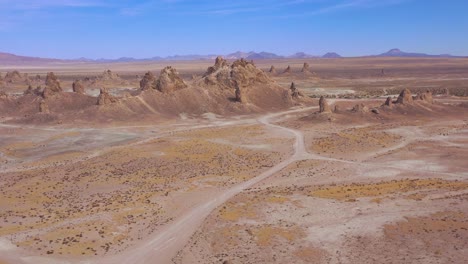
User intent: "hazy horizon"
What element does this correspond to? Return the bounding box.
[1,0,468,59]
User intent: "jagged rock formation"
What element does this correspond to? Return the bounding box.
[269,65,277,74]
[4,70,24,83]
[155,66,188,93]
[384,96,393,106]
[100,70,120,81]
[290,82,304,98]
[0,73,4,87]
[319,96,331,113]
[24,85,42,96]
[416,90,433,104]
[201,57,270,90]
[283,65,291,74]
[301,62,310,73]
[140,72,157,90]
[396,88,413,104]
[42,72,62,98]
[97,88,117,105]
[39,100,49,113]
[72,80,85,94]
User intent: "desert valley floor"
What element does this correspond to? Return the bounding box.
[0,57,468,264]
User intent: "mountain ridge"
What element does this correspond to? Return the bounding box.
[0,49,465,65]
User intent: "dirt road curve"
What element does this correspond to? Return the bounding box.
[101,106,316,264]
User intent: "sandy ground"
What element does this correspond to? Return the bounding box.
[1,58,468,264]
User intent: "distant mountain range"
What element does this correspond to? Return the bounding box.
[375,48,459,58]
[0,49,464,65]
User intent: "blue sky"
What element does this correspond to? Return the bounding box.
[0,0,467,59]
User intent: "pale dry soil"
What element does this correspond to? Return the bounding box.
[175,108,468,264]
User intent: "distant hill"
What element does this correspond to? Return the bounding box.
[322,52,342,58]
[376,48,460,58]
[0,52,63,65]
[246,52,284,60]
[288,52,317,59]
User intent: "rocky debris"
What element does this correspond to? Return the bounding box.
[42,72,62,98]
[72,80,85,94]
[39,100,49,113]
[352,103,369,113]
[97,88,117,105]
[396,88,413,104]
[416,90,433,104]
[269,65,277,74]
[290,82,304,98]
[319,96,331,113]
[371,108,380,114]
[156,66,188,93]
[201,57,271,89]
[301,62,310,73]
[384,96,393,106]
[283,65,291,74]
[140,72,157,90]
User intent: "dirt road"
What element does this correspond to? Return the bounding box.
[101,106,317,264]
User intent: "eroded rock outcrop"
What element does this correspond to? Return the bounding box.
[201,57,270,90]
[301,62,310,73]
[72,80,85,94]
[269,65,277,74]
[42,72,62,98]
[156,66,188,93]
[39,100,49,113]
[283,65,291,74]
[396,88,413,104]
[290,82,304,98]
[416,90,433,104]
[140,72,157,90]
[319,96,331,113]
[234,81,245,103]
[97,88,117,105]
[352,103,369,113]
[384,96,393,107]
[4,70,24,83]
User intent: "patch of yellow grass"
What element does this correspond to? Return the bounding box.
[253,226,304,246]
[310,179,468,200]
